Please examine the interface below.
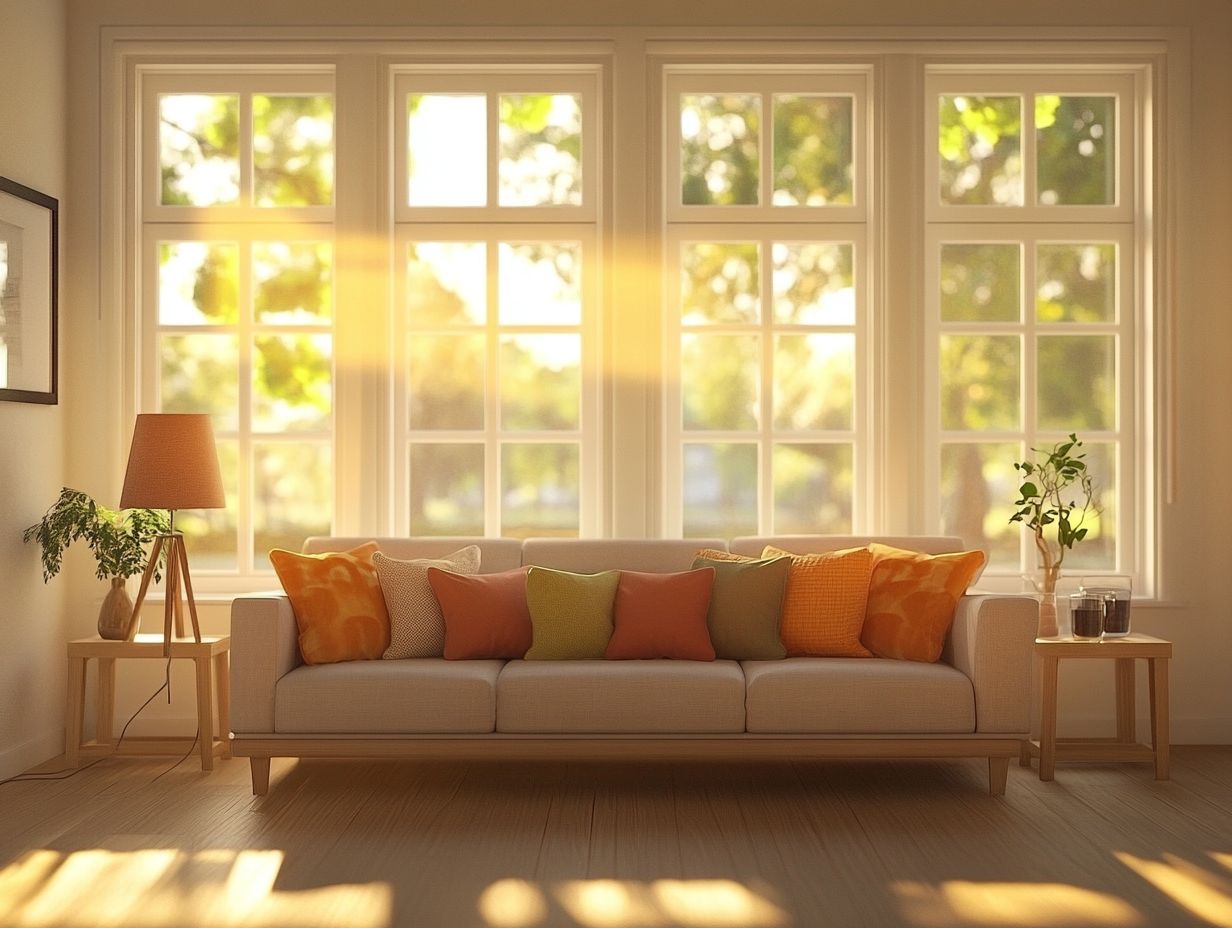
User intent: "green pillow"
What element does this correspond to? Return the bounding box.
[524,566,621,660]
[692,555,790,661]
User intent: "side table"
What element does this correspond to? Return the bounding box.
[65,634,231,771]
[1021,633,1171,781]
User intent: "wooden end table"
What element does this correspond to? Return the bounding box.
[1021,633,1171,781]
[65,634,231,771]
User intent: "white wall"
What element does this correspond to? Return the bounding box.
[0,0,67,779]
[61,0,1232,746]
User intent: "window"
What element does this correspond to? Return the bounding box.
[662,69,870,537]
[924,71,1140,581]
[139,72,335,573]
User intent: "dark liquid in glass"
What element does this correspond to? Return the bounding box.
[1073,606,1104,639]
[1103,599,1130,635]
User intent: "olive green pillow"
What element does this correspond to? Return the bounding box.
[692,555,791,661]
[524,567,621,660]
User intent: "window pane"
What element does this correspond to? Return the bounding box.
[1063,441,1116,571]
[683,443,758,537]
[178,439,239,572]
[159,94,239,206]
[253,94,334,207]
[499,242,582,326]
[409,334,485,430]
[773,333,854,431]
[159,333,239,431]
[409,443,485,536]
[499,93,582,207]
[940,335,1020,431]
[408,242,486,326]
[254,242,332,324]
[940,243,1021,323]
[682,242,760,325]
[772,242,854,325]
[158,242,238,325]
[1036,243,1115,323]
[682,334,759,431]
[772,95,853,206]
[1037,335,1115,430]
[681,93,760,206]
[938,95,1022,206]
[501,443,579,538]
[940,442,1020,568]
[500,335,580,431]
[773,443,853,533]
[253,334,333,432]
[253,442,332,562]
[408,94,486,206]
[1036,95,1115,206]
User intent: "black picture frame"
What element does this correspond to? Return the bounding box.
[0,176,58,405]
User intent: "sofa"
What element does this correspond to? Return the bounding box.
[229,535,1037,797]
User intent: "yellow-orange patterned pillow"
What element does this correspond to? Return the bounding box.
[694,548,749,562]
[269,542,390,665]
[860,543,986,663]
[762,545,873,657]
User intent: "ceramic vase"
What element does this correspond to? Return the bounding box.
[97,577,135,640]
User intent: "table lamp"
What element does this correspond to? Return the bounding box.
[120,413,225,655]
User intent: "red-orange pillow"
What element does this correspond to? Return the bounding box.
[427,566,532,660]
[269,542,390,665]
[763,545,873,657]
[861,543,986,663]
[605,568,717,661]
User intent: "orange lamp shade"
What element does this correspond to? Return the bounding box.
[119,413,225,511]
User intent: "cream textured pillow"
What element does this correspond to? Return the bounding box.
[374,546,481,659]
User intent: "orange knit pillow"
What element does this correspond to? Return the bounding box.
[762,545,873,657]
[860,543,986,663]
[269,542,391,665]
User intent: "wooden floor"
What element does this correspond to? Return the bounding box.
[1,748,1231,928]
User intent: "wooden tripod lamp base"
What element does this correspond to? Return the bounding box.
[128,532,202,656]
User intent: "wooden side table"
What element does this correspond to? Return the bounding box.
[1021,633,1172,781]
[65,634,231,771]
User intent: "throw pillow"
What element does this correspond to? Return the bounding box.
[374,546,482,659]
[692,554,791,661]
[694,547,747,562]
[861,543,987,663]
[427,566,533,660]
[269,541,389,665]
[762,545,874,658]
[605,568,717,661]
[524,567,620,660]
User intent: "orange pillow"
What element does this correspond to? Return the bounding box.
[860,543,986,663]
[428,566,532,660]
[763,545,873,658]
[269,542,390,665]
[605,568,717,661]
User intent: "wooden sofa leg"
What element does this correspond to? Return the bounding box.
[988,756,1010,796]
[250,757,271,796]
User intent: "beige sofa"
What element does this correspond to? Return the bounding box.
[230,535,1036,796]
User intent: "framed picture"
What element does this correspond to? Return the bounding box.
[0,176,58,405]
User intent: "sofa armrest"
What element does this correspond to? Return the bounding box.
[230,594,301,734]
[942,594,1037,733]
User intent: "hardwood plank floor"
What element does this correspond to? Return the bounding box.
[1,748,1230,927]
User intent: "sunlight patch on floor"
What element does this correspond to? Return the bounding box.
[0,849,391,928]
[893,880,1143,927]
[1117,852,1232,927]
[478,877,787,928]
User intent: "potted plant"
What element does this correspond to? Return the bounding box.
[23,487,170,639]
[1009,434,1101,637]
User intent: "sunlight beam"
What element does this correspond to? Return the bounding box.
[1117,852,1232,928]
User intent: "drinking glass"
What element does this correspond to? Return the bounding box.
[1080,576,1132,637]
[1069,592,1105,641]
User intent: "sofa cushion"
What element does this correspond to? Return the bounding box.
[274,659,503,734]
[605,568,716,661]
[269,542,390,666]
[742,658,975,733]
[524,567,620,660]
[429,566,533,660]
[374,546,481,659]
[497,660,746,732]
[692,554,790,661]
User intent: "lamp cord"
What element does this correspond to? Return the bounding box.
[0,656,201,788]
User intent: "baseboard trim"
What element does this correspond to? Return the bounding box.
[0,730,65,780]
